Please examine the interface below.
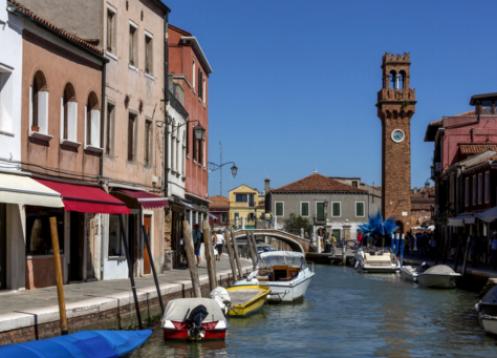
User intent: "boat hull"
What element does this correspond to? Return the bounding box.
[417,274,459,288]
[479,314,497,336]
[400,266,418,282]
[266,269,315,303]
[226,285,270,317]
[163,327,226,341]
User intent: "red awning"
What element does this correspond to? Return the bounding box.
[112,189,168,209]
[36,179,130,214]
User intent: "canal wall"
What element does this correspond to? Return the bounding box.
[0,268,249,345]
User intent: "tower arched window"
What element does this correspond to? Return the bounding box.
[61,83,77,142]
[399,71,406,89]
[85,92,101,147]
[30,71,48,134]
[389,70,396,89]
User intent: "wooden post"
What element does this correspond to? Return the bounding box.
[247,233,258,270]
[49,217,68,335]
[224,230,238,280]
[141,225,165,314]
[119,215,143,329]
[183,219,201,297]
[230,230,243,278]
[202,219,217,291]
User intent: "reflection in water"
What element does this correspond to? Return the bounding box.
[132,265,497,358]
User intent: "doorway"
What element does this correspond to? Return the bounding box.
[0,204,6,289]
[69,212,85,281]
[143,214,152,275]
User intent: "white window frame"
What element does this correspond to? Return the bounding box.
[355,201,365,217]
[192,61,196,90]
[29,86,49,135]
[128,21,138,69]
[300,201,310,217]
[144,31,154,76]
[0,66,13,134]
[60,97,78,143]
[85,106,101,148]
[105,5,117,57]
[331,201,341,217]
[275,201,284,217]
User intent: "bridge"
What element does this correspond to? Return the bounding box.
[232,229,310,253]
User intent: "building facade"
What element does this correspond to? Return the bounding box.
[269,173,381,241]
[208,195,230,229]
[377,53,416,232]
[228,185,262,229]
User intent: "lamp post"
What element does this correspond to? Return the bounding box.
[208,144,238,196]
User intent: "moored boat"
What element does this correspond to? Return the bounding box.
[475,285,497,336]
[225,285,270,317]
[400,265,419,282]
[0,329,152,357]
[354,248,400,273]
[416,264,461,288]
[162,298,227,341]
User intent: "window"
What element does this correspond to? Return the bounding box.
[25,208,64,255]
[85,92,100,147]
[127,112,137,161]
[332,201,341,217]
[478,173,483,205]
[399,71,406,89]
[235,193,248,203]
[356,201,365,217]
[144,119,152,166]
[144,33,153,75]
[464,177,470,208]
[198,138,204,165]
[275,202,284,217]
[197,69,203,99]
[129,23,137,67]
[0,66,13,133]
[202,78,207,104]
[105,102,114,155]
[192,62,196,90]
[106,8,116,54]
[316,202,325,221]
[170,124,176,171]
[300,202,309,217]
[472,175,477,206]
[30,71,48,134]
[389,70,396,89]
[61,83,77,142]
[108,215,124,257]
[485,171,491,204]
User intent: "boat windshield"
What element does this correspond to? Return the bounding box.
[260,253,304,268]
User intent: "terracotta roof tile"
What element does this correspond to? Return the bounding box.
[209,196,229,209]
[9,0,103,57]
[459,144,497,155]
[271,173,366,194]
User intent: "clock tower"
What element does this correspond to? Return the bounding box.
[377,53,416,232]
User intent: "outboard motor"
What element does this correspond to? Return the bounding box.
[420,261,429,272]
[185,305,208,340]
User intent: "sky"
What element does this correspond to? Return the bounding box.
[165,0,497,196]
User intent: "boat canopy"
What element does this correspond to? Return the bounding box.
[423,264,458,275]
[259,251,305,267]
[163,298,225,323]
[482,286,497,305]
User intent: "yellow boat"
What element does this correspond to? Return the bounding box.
[226,285,270,317]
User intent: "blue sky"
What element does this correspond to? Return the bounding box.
[165,0,497,196]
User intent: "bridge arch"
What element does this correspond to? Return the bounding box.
[232,229,309,253]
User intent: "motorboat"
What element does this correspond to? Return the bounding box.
[475,285,497,335]
[416,264,461,288]
[225,285,270,317]
[354,248,400,273]
[0,329,152,357]
[399,265,419,282]
[235,251,315,303]
[162,298,227,341]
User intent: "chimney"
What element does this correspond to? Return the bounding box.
[264,178,271,194]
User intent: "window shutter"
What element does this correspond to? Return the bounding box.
[84,105,87,146]
[29,86,33,131]
[60,97,64,139]
[91,109,101,147]
[68,101,78,142]
[38,90,49,134]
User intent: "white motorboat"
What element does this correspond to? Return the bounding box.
[235,251,315,303]
[475,286,497,336]
[400,265,419,283]
[416,264,461,289]
[354,248,400,273]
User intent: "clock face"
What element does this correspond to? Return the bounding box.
[391,129,405,143]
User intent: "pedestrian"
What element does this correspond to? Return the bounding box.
[215,230,225,261]
[490,233,497,270]
[192,224,203,266]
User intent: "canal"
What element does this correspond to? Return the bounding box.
[131,265,497,357]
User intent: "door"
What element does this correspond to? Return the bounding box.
[69,212,85,281]
[0,204,6,289]
[143,215,152,275]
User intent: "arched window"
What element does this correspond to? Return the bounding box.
[30,71,48,134]
[399,71,406,89]
[389,70,396,89]
[85,92,100,147]
[61,83,77,142]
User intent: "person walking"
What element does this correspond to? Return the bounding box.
[192,224,203,266]
[215,230,225,261]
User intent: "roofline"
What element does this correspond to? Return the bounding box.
[151,0,171,14]
[180,36,213,74]
[169,24,192,36]
[470,92,497,105]
[270,189,367,195]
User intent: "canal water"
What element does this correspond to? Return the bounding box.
[131,265,497,357]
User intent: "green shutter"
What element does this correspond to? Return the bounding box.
[301,202,309,216]
[317,202,325,221]
[332,202,341,217]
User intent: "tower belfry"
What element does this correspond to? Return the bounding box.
[377,53,416,231]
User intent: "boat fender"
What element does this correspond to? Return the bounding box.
[210,287,231,315]
[185,305,208,339]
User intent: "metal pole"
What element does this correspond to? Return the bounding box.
[49,217,68,335]
[119,215,143,329]
[141,225,165,314]
[219,141,223,196]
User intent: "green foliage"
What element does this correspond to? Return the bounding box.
[284,213,312,235]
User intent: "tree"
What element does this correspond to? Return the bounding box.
[284,213,312,236]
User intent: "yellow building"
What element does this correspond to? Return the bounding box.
[228,184,264,229]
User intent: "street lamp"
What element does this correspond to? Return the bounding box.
[208,160,238,195]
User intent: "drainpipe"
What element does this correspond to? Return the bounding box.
[100,56,107,281]
[163,11,170,198]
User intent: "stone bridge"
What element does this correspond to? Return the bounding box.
[232,229,310,253]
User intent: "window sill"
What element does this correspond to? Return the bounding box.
[0,129,14,137]
[105,51,118,62]
[60,140,80,151]
[84,145,103,156]
[29,132,52,146]
[128,64,139,72]
[144,72,155,81]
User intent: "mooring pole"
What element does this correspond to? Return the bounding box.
[202,219,217,291]
[119,215,143,329]
[247,233,258,270]
[183,219,202,297]
[141,225,165,314]
[230,230,243,278]
[49,217,68,335]
[224,230,238,281]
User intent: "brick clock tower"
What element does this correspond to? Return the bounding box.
[377,53,416,232]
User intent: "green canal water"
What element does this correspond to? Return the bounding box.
[131,265,497,357]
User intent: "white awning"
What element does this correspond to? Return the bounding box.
[476,207,497,223]
[448,213,475,226]
[0,172,64,207]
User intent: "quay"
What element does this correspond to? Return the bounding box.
[0,257,251,345]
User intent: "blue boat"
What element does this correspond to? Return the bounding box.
[0,329,152,357]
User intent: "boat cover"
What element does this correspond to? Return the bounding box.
[422,265,458,275]
[259,251,305,267]
[0,329,152,357]
[163,298,225,323]
[481,286,497,305]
